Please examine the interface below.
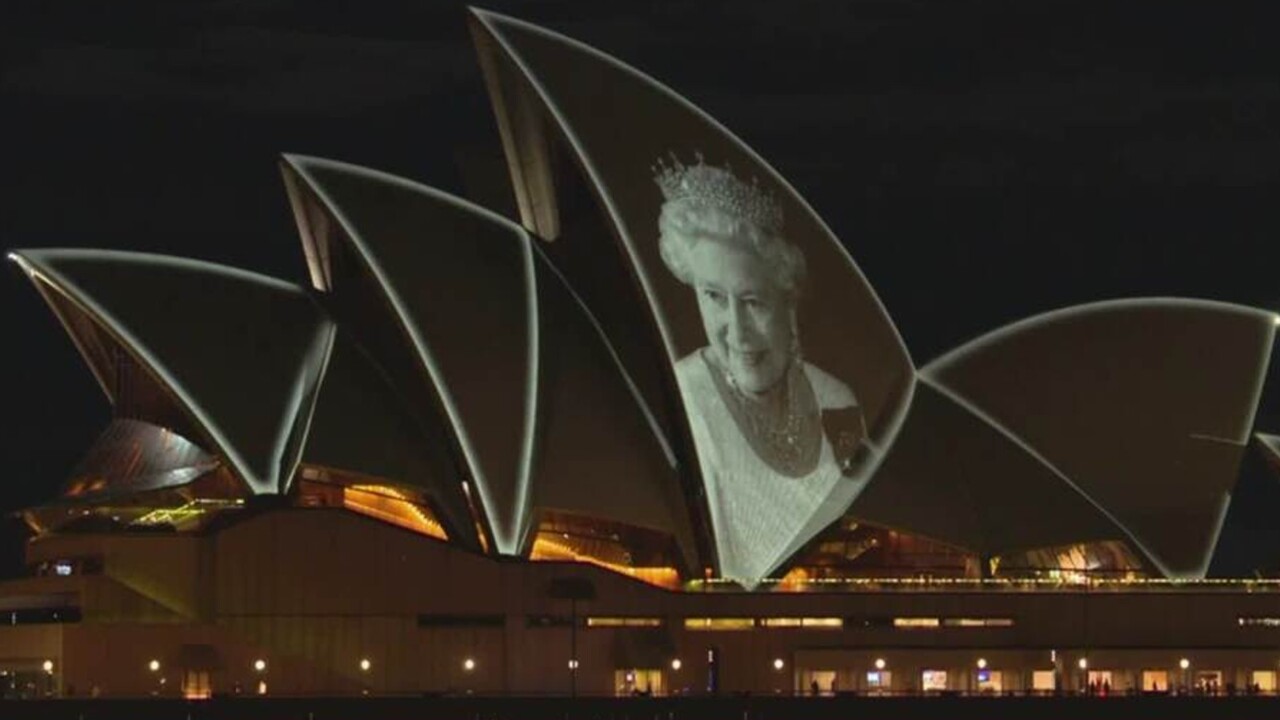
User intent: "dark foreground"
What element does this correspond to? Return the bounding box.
[6,695,1280,720]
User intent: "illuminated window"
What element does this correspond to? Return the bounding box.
[1141,670,1167,692]
[529,511,682,590]
[942,618,1014,627]
[1251,671,1276,693]
[684,617,755,631]
[614,668,664,696]
[893,617,940,629]
[993,541,1147,580]
[866,670,892,693]
[759,617,843,629]
[922,670,947,692]
[1032,670,1056,692]
[585,617,664,628]
[1238,617,1280,627]
[182,670,211,700]
[977,670,1004,693]
[343,484,448,540]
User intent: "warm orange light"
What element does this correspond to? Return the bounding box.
[344,485,448,540]
[530,536,680,590]
[776,566,811,591]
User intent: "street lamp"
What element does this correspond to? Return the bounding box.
[977,658,988,670]
[671,659,682,671]
[874,658,886,671]
[253,659,267,673]
[773,658,785,671]
[359,658,371,672]
[148,659,161,672]
[463,658,475,672]
[41,660,54,698]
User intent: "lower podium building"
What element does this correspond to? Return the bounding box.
[6,500,1280,698]
[5,8,1280,701]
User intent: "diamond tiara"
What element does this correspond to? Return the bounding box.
[653,154,784,234]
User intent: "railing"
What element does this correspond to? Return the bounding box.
[688,577,1280,593]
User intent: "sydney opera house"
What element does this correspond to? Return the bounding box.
[4,9,1280,701]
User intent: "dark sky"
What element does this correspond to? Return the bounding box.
[1,1,1276,536]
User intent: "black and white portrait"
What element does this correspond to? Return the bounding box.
[655,156,873,582]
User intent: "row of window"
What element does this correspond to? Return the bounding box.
[682,617,1017,631]
[419,614,1016,630]
[13,609,1272,630]
[421,614,1280,630]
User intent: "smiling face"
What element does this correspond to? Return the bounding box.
[687,238,794,395]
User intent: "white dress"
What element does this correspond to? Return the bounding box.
[675,351,865,586]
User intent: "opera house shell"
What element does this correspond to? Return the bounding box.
[4,9,1280,701]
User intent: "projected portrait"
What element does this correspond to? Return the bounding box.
[655,156,870,582]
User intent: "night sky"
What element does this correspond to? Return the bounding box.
[2,1,1276,571]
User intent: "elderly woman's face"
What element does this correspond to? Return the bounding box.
[688,238,793,395]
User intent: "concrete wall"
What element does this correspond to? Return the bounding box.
[5,508,1280,697]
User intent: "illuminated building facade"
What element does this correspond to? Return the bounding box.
[4,9,1280,700]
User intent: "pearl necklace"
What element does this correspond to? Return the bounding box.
[704,350,822,478]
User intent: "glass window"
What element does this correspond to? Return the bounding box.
[684,617,754,631]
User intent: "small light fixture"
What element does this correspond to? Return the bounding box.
[42,660,53,674]
[977,658,987,670]
[463,658,476,672]
[254,659,267,673]
[568,659,579,670]
[773,658,784,671]
[671,659,682,671]
[148,659,161,672]
[874,658,886,671]
[1078,658,1088,670]
[1179,658,1190,670]
[359,658,371,672]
